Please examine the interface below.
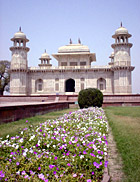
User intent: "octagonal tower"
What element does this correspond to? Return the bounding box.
[111,23,135,94]
[10,27,30,95]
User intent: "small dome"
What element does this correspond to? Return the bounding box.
[112,23,131,38]
[40,50,51,60]
[115,27,128,35]
[14,31,26,39]
[11,27,29,41]
[58,44,90,53]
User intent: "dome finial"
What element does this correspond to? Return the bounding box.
[78,38,81,44]
[19,26,21,32]
[45,49,46,53]
[121,22,122,27]
[70,38,72,44]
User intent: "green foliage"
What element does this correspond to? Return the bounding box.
[78,88,103,109]
[0,60,10,95]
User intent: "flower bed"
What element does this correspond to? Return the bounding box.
[0,107,108,182]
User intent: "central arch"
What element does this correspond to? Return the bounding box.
[65,78,75,92]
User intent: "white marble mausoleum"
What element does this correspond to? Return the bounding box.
[9,24,135,95]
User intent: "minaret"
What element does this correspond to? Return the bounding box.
[38,50,52,68]
[111,23,135,94]
[10,27,30,95]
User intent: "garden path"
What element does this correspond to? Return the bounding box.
[107,126,125,182]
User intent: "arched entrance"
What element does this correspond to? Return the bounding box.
[65,79,75,92]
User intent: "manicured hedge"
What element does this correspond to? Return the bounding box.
[78,88,103,108]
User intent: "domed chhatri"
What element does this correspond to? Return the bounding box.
[40,50,51,60]
[11,27,29,42]
[39,50,52,68]
[112,23,131,38]
[9,24,135,95]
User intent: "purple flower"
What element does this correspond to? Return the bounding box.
[83,150,87,154]
[21,171,26,175]
[80,174,84,178]
[54,156,57,160]
[38,173,45,180]
[92,171,94,175]
[44,180,48,182]
[26,120,28,123]
[87,180,91,182]
[49,165,55,169]
[0,170,5,178]
[16,162,20,166]
[67,163,71,166]
[90,153,95,157]
[53,171,57,175]
[55,174,58,178]
[38,167,41,170]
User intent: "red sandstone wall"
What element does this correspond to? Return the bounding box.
[0,102,69,124]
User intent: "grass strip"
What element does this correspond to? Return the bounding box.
[105,106,140,182]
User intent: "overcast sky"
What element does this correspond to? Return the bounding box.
[0,0,140,93]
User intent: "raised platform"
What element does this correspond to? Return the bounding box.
[0,94,140,106]
[0,94,140,124]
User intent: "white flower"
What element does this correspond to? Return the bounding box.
[29,149,33,153]
[19,138,24,143]
[24,148,28,152]
[16,171,20,175]
[29,135,35,141]
[80,155,84,159]
[15,145,19,149]
[23,152,26,157]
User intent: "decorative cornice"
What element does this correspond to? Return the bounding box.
[111,42,132,49]
[10,69,28,72]
[111,66,135,71]
[10,46,30,52]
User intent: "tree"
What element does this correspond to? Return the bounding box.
[0,60,10,95]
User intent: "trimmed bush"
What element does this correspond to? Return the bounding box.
[78,88,103,108]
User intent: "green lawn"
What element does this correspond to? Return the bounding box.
[0,108,77,139]
[105,106,140,182]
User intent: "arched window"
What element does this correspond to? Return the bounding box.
[65,78,75,92]
[97,78,106,91]
[35,79,43,92]
[121,36,124,43]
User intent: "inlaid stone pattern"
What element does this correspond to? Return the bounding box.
[9,24,135,95]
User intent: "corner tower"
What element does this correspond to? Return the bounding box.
[111,23,135,94]
[10,27,30,95]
